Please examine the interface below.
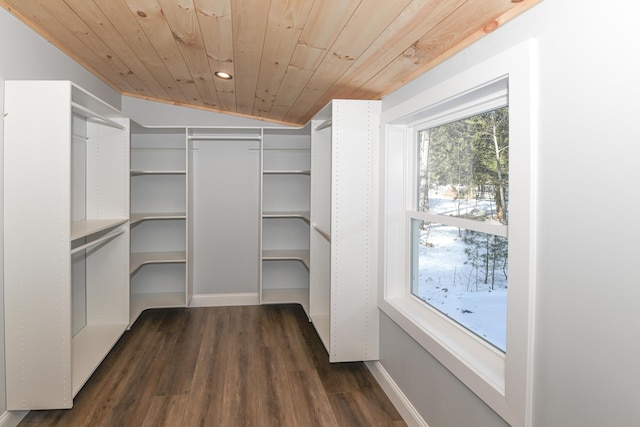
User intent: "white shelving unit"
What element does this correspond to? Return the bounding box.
[309,100,381,362]
[129,125,188,323]
[4,81,130,409]
[260,127,311,313]
[3,84,382,411]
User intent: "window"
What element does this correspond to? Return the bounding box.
[411,107,509,352]
[380,40,536,426]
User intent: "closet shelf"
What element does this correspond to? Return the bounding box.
[263,169,310,175]
[130,170,186,176]
[130,251,187,275]
[71,218,128,241]
[262,211,310,223]
[130,212,186,225]
[71,102,124,130]
[262,249,310,269]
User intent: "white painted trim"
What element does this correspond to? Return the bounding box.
[365,361,429,427]
[0,411,28,427]
[188,292,260,307]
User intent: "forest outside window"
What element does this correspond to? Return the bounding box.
[411,107,509,352]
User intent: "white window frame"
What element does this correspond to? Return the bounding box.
[380,40,537,427]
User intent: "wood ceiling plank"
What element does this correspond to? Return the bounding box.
[293,0,360,65]
[156,0,221,109]
[301,0,465,122]
[269,0,361,122]
[91,0,189,104]
[253,0,314,118]
[0,0,138,94]
[37,0,153,96]
[60,0,170,101]
[230,0,272,115]
[124,0,205,106]
[351,0,539,100]
[193,0,236,112]
[283,0,413,124]
[268,66,313,122]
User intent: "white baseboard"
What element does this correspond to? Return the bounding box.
[0,410,28,427]
[366,360,429,427]
[189,292,260,307]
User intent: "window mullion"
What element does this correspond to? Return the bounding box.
[409,210,508,238]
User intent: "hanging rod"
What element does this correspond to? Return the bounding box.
[188,135,262,141]
[71,102,125,130]
[248,148,310,152]
[71,228,125,255]
[315,119,332,131]
[131,147,184,151]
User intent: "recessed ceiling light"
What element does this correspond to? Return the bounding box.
[214,71,232,80]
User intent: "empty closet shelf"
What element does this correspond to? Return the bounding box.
[130,252,187,275]
[71,218,128,241]
[262,211,310,222]
[262,249,310,269]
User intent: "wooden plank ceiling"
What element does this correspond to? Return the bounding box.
[1,0,540,126]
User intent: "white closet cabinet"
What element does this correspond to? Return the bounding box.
[129,124,189,323]
[4,81,130,409]
[261,127,311,313]
[310,100,380,362]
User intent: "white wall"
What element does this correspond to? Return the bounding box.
[122,95,293,128]
[0,11,119,107]
[0,6,121,421]
[379,1,640,426]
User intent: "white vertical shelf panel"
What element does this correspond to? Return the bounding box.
[187,132,195,306]
[310,100,380,362]
[3,81,130,410]
[4,81,73,409]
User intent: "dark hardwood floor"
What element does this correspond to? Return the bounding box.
[19,304,406,426]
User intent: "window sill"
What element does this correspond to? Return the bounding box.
[379,295,513,421]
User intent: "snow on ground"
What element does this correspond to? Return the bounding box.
[414,196,507,351]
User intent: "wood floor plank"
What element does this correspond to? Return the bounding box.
[180,307,229,426]
[141,395,188,427]
[329,391,378,426]
[18,304,406,427]
[102,312,177,426]
[255,346,298,427]
[287,370,340,427]
[266,304,316,372]
[219,306,260,426]
[155,308,207,396]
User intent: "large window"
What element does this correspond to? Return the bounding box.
[411,107,509,352]
[380,40,536,427]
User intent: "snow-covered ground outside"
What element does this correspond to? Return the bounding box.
[414,196,507,352]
